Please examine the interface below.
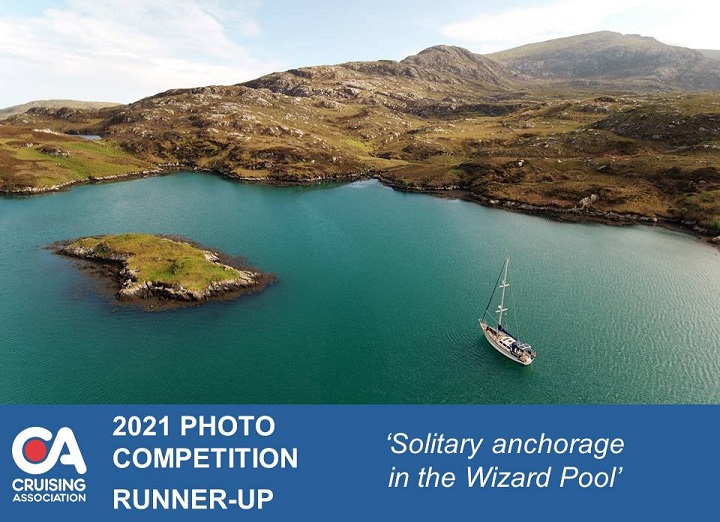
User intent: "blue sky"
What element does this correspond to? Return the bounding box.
[0,0,718,107]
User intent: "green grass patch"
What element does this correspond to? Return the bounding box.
[65,140,127,158]
[340,138,372,153]
[69,234,242,291]
[1,127,151,189]
[49,155,139,178]
[14,147,48,161]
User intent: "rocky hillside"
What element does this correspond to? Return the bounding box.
[92,46,534,180]
[243,45,524,117]
[399,45,523,85]
[0,99,121,120]
[592,95,720,145]
[488,31,720,91]
[97,84,390,180]
[2,40,719,234]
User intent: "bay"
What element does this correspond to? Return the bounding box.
[1,172,718,403]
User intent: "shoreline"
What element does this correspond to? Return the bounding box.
[5,164,718,246]
[372,174,708,235]
[0,164,180,195]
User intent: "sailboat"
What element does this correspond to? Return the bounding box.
[479,257,537,365]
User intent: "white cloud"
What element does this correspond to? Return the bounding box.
[0,0,280,106]
[625,1,720,50]
[441,0,720,53]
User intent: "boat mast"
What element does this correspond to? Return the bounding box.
[497,257,509,327]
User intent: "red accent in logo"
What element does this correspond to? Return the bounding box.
[23,439,48,463]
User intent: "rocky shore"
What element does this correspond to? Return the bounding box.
[371,173,720,244]
[53,234,274,310]
[0,164,183,196]
[14,162,717,247]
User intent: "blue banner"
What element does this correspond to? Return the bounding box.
[1,405,717,520]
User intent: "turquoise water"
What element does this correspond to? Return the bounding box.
[1,172,719,403]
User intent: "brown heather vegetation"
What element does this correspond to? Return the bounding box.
[1,34,719,234]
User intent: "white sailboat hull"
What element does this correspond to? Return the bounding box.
[480,321,534,366]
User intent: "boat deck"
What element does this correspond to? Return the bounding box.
[480,321,535,365]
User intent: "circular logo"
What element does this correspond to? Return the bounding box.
[23,439,48,463]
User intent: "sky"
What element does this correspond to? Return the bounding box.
[0,0,718,107]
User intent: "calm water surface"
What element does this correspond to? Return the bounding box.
[1,172,718,403]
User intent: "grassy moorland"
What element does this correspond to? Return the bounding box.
[0,125,151,192]
[381,92,720,231]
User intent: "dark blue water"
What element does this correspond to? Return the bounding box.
[1,173,718,403]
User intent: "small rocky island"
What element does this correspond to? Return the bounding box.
[54,234,273,309]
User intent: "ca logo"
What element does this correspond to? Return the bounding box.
[12,427,87,475]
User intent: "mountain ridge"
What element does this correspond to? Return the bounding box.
[0,99,121,120]
[487,31,720,91]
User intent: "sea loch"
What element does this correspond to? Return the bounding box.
[1,172,718,403]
